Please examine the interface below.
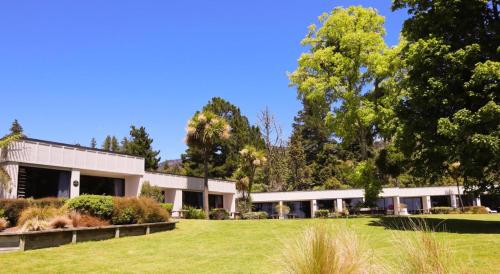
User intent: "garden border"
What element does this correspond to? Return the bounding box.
[0,221,177,251]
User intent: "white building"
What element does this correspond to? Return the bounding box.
[0,138,491,218]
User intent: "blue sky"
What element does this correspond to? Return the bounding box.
[0,1,407,160]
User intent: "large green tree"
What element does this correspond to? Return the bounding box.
[182,97,264,179]
[185,111,231,217]
[393,0,499,191]
[289,6,389,161]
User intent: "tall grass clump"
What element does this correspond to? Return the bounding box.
[280,223,376,274]
[391,218,461,274]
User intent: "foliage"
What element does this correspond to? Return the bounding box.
[122,126,161,170]
[49,216,71,229]
[314,209,329,218]
[182,97,263,179]
[183,206,206,219]
[9,119,25,137]
[350,160,383,207]
[209,208,229,220]
[111,197,169,225]
[287,132,311,190]
[463,206,489,214]
[0,217,8,231]
[20,217,49,232]
[430,207,457,214]
[161,203,173,214]
[280,224,374,274]
[67,195,114,220]
[392,0,499,190]
[70,212,110,227]
[274,204,290,216]
[241,211,268,220]
[0,198,31,225]
[30,197,67,208]
[102,135,120,152]
[185,110,231,218]
[236,198,252,214]
[140,181,164,203]
[17,206,61,226]
[236,145,267,202]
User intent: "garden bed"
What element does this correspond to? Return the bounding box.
[0,221,177,251]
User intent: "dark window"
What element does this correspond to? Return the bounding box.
[253,202,277,216]
[430,195,451,207]
[80,175,124,196]
[401,197,423,214]
[183,191,203,208]
[317,199,335,212]
[285,201,311,218]
[209,194,223,209]
[18,166,70,199]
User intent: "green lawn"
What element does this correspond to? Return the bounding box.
[1,215,499,273]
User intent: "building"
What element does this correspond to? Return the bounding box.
[0,138,495,218]
[0,138,236,217]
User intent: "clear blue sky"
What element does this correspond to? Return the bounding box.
[0,1,407,160]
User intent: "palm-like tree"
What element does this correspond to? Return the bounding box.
[238,145,267,206]
[185,111,231,218]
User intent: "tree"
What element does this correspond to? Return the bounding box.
[125,126,161,170]
[140,181,164,203]
[111,136,119,152]
[182,97,264,179]
[102,135,112,151]
[351,160,383,207]
[185,111,231,218]
[90,137,97,148]
[287,133,311,190]
[392,0,499,188]
[258,107,289,191]
[289,6,389,160]
[236,145,266,203]
[9,119,25,137]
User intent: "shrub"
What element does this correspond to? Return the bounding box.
[237,198,252,213]
[30,197,66,208]
[0,208,4,218]
[67,195,113,219]
[137,197,170,223]
[111,197,142,225]
[21,217,49,232]
[161,203,173,214]
[242,211,268,220]
[430,207,456,214]
[184,207,206,219]
[0,199,31,225]
[463,206,488,214]
[280,224,375,273]
[140,181,164,203]
[275,204,290,215]
[0,217,8,231]
[111,197,169,225]
[394,219,459,273]
[49,216,71,229]
[69,211,81,227]
[76,214,110,227]
[17,206,62,226]
[209,208,229,220]
[314,209,329,218]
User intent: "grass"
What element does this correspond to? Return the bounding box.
[0,214,499,273]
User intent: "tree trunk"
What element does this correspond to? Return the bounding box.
[456,178,464,212]
[203,157,210,219]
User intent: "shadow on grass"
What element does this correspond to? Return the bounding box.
[370,216,500,234]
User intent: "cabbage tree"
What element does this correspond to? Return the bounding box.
[185,111,230,218]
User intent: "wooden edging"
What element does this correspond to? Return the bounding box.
[0,221,178,251]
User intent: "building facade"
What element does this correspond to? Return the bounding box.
[0,138,495,218]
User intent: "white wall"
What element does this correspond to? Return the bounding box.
[143,172,236,194]
[3,140,144,176]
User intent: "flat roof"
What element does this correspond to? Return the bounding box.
[21,137,144,159]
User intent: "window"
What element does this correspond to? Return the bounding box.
[80,175,124,196]
[183,191,203,208]
[18,166,70,199]
[209,194,223,209]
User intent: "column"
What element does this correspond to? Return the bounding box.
[393,196,400,215]
[474,196,481,206]
[223,193,236,216]
[336,198,343,213]
[422,196,431,213]
[172,190,183,217]
[70,169,80,198]
[311,200,317,218]
[279,201,284,219]
[450,194,457,208]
